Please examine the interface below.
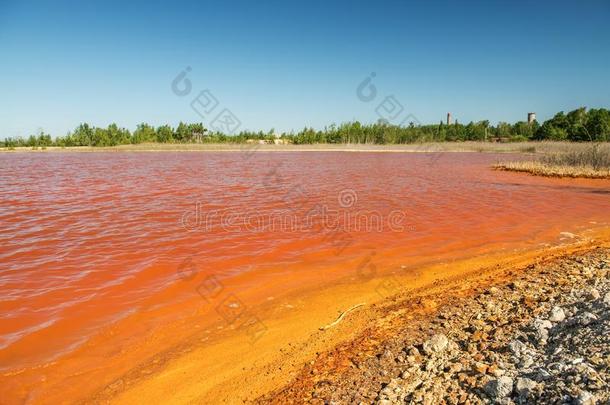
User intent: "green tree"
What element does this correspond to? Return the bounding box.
[72,123,94,146]
[156,125,174,143]
[133,123,156,144]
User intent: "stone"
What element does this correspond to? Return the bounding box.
[575,390,595,405]
[487,364,505,377]
[508,340,527,357]
[588,289,600,300]
[488,287,500,295]
[515,377,537,398]
[519,355,534,369]
[408,347,420,357]
[533,319,553,342]
[533,318,552,331]
[549,306,566,322]
[484,376,514,399]
[422,334,449,355]
[535,368,552,381]
[579,312,598,326]
[473,362,488,374]
[603,291,610,305]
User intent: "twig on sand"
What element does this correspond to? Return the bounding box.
[319,303,366,331]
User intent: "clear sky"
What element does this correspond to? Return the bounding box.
[1,0,609,138]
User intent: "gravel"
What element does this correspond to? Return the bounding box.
[258,248,610,404]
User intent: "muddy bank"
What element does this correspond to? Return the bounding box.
[259,248,610,404]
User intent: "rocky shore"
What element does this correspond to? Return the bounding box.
[260,248,610,404]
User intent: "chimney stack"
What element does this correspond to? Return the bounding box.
[527,112,536,124]
[447,112,452,126]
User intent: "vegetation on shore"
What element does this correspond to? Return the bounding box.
[495,143,610,179]
[4,141,603,154]
[2,107,609,149]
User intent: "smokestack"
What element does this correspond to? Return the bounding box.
[527,112,536,124]
[447,112,452,126]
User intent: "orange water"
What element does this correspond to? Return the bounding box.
[1,151,609,402]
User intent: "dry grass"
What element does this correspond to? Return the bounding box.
[495,143,610,179]
[541,144,610,170]
[495,161,610,179]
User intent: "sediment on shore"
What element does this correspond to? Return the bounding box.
[259,248,610,404]
[494,161,610,179]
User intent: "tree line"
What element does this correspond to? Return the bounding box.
[2,107,609,148]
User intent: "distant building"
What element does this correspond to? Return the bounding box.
[527,112,536,124]
[447,112,452,126]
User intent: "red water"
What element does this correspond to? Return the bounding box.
[1,151,609,402]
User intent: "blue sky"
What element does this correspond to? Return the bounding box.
[1,0,609,138]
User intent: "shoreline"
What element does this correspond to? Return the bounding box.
[260,245,610,404]
[2,141,606,154]
[84,227,610,404]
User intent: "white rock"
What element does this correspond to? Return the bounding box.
[422,334,449,355]
[533,318,553,342]
[549,306,566,322]
[579,312,598,326]
[603,291,610,305]
[589,289,601,300]
[515,377,538,398]
[484,376,514,399]
[534,319,553,330]
[508,340,527,357]
[536,368,552,381]
[575,390,595,405]
[520,355,534,369]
